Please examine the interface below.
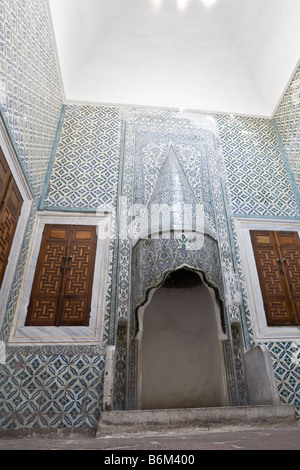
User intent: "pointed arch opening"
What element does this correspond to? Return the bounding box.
[136,267,229,410]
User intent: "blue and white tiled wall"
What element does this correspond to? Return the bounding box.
[274,65,300,191]
[1,0,300,430]
[0,0,107,431]
[0,0,63,196]
[0,348,105,430]
[40,104,122,211]
[216,114,300,220]
[267,342,300,419]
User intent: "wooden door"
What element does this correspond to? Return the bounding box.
[59,226,97,326]
[26,225,97,327]
[276,231,300,322]
[250,230,300,326]
[0,147,23,288]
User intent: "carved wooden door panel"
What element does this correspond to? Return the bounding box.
[276,231,300,321]
[251,230,300,326]
[59,226,97,326]
[26,225,97,327]
[0,147,23,288]
[26,225,69,326]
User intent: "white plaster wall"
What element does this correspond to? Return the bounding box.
[48,0,300,117]
[141,283,228,410]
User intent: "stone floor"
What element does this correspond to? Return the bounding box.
[0,424,299,451]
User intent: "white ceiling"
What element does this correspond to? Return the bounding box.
[48,0,300,117]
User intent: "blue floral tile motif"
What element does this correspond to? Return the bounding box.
[267,342,300,420]
[0,352,105,430]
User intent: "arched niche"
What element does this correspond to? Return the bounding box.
[135,268,229,410]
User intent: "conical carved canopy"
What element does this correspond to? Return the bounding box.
[137,144,202,239]
[146,143,199,208]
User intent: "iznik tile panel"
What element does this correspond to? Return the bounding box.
[0,349,105,429]
[43,105,121,210]
[0,0,63,196]
[274,65,300,190]
[268,342,300,419]
[217,115,300,219]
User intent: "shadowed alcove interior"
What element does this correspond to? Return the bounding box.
[137,268,229,410]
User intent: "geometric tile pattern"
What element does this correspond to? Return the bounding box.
[0,349,105,429]
[217,115,300,219]
[274,65,300,191]
[43,105,121,210]
[0,0,63,197]
[267,342,300,421]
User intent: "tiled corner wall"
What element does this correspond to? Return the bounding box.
[216,115,300,220]
[217,72,300,419]
[0,0,63,197]
[0,0,83,432]
[0,0,64,337]
[217,111,300,419]
[268,66,300,420]
[274,64,300,191]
